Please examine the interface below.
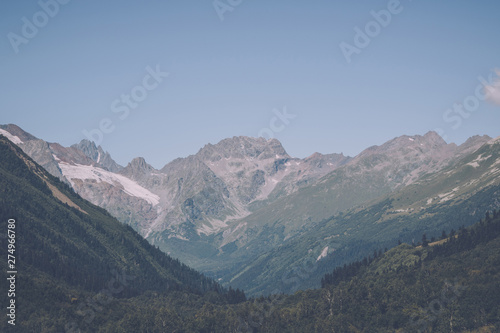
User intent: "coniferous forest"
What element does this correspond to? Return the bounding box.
[3,1,500,331]
[1,135,500,332]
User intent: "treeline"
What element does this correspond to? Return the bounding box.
[427,209,500,259]
[321,247,387,288]
[0,140,226,296]
[321,210,500,289]
[2,135,499,332]
[99,212,500,332]
[0,137,247,332]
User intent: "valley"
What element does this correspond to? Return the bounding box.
[2,124,499,297]
[1,132,499,331]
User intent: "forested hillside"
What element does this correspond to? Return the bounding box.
[244,211,500,332]
[68,209,500,332]
[0,136,244,332]
[1,133,499,332]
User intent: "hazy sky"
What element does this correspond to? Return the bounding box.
[1,0,500,168]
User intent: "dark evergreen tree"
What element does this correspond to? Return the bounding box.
[422,233,428,247]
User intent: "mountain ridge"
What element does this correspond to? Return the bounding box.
[1,123,497,296]
[2,134,496,331]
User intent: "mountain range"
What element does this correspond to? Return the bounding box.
[1,123,499,296]
[0,135,244,332]
[0,132,498,332]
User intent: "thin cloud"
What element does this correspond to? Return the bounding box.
[485,69,500,105]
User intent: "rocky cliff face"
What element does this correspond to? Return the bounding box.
[1,126,350,244]
[1,124,494,277]
[197,131,493,270]
[142,136,350,240]
[0,124,159,232]
[71,139,123,173]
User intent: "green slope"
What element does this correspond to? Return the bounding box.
[226,138,500,295]
[68,208,500,332]
[237,211,500,332]
[0,136,238,332]
[1,133,498,332]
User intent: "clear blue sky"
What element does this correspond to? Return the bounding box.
[1,0,499,168]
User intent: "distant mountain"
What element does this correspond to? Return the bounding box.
[201,132,492,286]
[1,123,497,296]
[0,134,233,332]
[155,136,350,234]
[71,139,123,173]
[1,130,498,332]
[227,135,500,295]
[0,124,124,179]
[0,124,164,233]
[0,125,351,258]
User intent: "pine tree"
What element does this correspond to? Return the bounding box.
[441,230,447,240]
[422,233,429,247]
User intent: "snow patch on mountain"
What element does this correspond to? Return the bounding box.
[0,129,23,145]
[317,246,329,261]
[467,153,493,168]
[168,234,189,241]
[198,218,229,236]
[467,161,480,168]
[59,162,160,205]
[438,187,460,203]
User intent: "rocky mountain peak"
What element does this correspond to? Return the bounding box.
[0,124,38,142]
[119,157,156,183]
[125,157,154,173]
[70,139,123,172]
[452,135,493,159]
[460,135,492,149]
[197,136,290,162]
[306,152,324,160]
[361,131,449,157]
[71,139,99,161]
[304,152,351,169]
[422,131,448,147]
